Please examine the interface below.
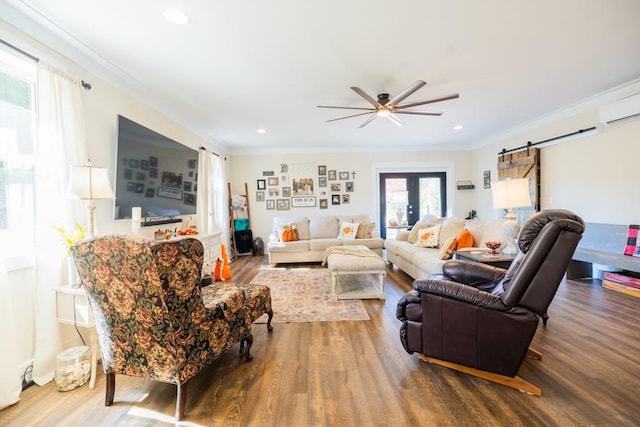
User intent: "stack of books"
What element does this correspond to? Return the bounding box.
[603,271,640,298]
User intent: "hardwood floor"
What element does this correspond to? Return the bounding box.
[2,255,640,426]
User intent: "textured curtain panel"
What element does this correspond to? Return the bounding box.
[32,64,88,386]
[0,263,21,410]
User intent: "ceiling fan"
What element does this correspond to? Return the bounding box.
[317,80,459,128]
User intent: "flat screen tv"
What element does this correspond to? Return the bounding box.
[114,115,198,224]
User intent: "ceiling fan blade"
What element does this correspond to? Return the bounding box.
[394,110,443,116]
[396,93,460,110]
[351,86,381,107]
[387,113,404,127]
[385,80,426,107]
[326,111,374,123]
[358,114,378,128]
[317,105,374,111]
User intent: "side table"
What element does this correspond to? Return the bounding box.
[385,225,411,240]
[54,286,98,389]
[454,250,516,269]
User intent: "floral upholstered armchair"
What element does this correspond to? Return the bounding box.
[71,235,254,420]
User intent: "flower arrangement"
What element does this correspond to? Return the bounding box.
[53,223,86,252]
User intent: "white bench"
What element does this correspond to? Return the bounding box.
[325,245,387,300]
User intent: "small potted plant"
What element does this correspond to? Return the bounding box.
[53,223,86,287]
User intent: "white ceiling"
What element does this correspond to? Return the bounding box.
[3,0,640,155]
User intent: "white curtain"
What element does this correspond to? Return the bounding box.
[213,155,230,247]
[31,64,87,385]
[196,149,215,233]
[0,263,21,409]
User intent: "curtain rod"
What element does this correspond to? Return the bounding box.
[199,146,220,157]
[0,38,39,62]
[498,126,597,157]
[0,38,93,90]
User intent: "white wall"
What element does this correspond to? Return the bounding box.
[230,150,473,242]
[471,107,640,225]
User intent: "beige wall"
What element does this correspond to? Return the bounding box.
[229,150,474,242]
[471,105,640,225]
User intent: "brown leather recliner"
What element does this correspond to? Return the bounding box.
[396,209,584,395]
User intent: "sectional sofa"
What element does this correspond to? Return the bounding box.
[384,216,508,279]
[267,214,383,265]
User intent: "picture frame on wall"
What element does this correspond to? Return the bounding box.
[282,186,292,197]
[291,196,316,207]
[345,181,354,192]
[292,178,313,195]
[268,177,279,186]
[318,176,327,187]
[319,198,328,209]
[331,183,341,192]
[318,165,327,176]
[339,171,349,180]
[184,193,196,206]
[257,179,266,190]
[256,191,265,202]
[157,186,183,199]
[266,199,275,210]
[342,194,350,204]
[328,170,336,180]
[276,198,290,210]
[332,195,340,205]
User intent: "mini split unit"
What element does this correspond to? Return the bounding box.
[599,93,640,125]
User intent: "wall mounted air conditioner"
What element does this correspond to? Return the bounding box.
[599,93,640,125]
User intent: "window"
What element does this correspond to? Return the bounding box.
[0,48,37,249]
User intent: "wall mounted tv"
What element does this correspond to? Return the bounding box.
[114,115,198,225]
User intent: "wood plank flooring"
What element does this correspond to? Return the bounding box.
[2,255,640,426]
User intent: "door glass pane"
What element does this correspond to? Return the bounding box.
[385,178,407,226]
[418,177,442,218]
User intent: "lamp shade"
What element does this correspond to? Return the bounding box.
[492,178,531,209]
[68,164,115,200]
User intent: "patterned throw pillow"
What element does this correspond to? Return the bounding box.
[356,222,375,239]
[408,218,443,243]
[413,224,441,248]
[439,236,459,260]
[456,228,474,249]
[338,222,360,240]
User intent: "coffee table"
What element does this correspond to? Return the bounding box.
[325,245,387,300]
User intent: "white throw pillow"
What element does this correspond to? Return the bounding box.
[413,224,441,248]
[337,222,360,240]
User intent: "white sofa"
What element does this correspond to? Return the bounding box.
[384,217,508,279]
[267,214,383,265]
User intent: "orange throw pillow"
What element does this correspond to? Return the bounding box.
[456,229,474,249]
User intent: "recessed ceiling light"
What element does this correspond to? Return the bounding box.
[257,128,266,134]
[163,8,190,24]
[453,125,464,130]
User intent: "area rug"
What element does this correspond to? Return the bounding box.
[251,268,370,324]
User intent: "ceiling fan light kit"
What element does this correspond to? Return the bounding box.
[318,80,459,128]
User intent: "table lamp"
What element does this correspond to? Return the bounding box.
[68,161,115,237]
[491,177,531,254]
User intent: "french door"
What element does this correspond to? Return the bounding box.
[379,172,447,239]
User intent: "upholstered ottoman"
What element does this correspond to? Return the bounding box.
[324,245,387,300]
